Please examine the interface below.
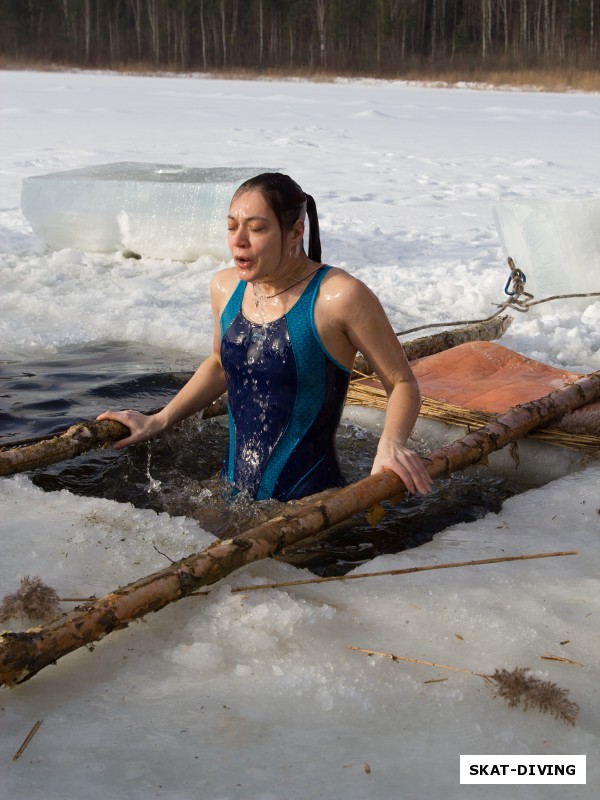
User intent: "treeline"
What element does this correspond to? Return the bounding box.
[1,1,598,75]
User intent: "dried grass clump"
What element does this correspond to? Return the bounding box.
[0,576,62,623]
[349,647,580,727]
[488,666,580,727]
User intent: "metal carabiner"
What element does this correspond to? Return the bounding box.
[504,268,527,297]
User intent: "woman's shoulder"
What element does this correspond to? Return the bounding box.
[211,266,240,295]
[211,265,238,286]
[320,265,375,301]
[210,267,241,314]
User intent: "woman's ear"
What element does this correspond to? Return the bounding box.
[291,217,305,246]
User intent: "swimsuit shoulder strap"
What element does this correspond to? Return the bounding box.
[287,264,330,316]
[219,280,246,339]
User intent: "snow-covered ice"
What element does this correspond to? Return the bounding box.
[0,70,599,799]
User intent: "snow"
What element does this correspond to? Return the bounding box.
[1,70,599,798]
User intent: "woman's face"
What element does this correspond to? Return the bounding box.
[227,190,299,283]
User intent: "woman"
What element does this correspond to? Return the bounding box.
[98,173,432,500]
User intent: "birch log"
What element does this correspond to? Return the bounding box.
[1,367,599,687]
[0,419,130,477]
[0,315,512,476]
[354,314,512,374]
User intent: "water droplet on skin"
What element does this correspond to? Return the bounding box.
[251,284,270,326]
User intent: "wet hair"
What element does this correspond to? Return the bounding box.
[232,172,322,263]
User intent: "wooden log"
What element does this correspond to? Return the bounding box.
[0,315,512,477]
[1,368,599,687]
[354,314,513,374]
[0,419,130,477]
[404,314,513,356]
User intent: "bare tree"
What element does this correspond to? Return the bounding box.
[1,0,598,75]
[147,0,160,64]
[315,0,327,68]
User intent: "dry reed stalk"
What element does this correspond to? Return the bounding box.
[348,647,580,726]
[541,653,584,667]
[346,381,600,452]
[187,550,577,595]
[56,551,577,603]
[13,719,43,761]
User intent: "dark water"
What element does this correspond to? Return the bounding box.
[0,341,197,441]
[0,342,522,575]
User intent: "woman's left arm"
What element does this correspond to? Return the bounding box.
[323,273,432,495]
[370,376,432,495]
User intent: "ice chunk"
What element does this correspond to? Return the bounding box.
[494,197,600,302]
[21,163,281,261]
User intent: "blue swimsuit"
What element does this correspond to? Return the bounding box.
[219,266,351,501]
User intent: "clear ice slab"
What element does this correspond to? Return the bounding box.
[494,197,600,303]
[21,163,280,261]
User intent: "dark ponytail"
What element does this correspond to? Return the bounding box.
[304,193,321,263]
[233,172,322,263]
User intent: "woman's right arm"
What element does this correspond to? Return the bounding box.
[97,272,230,450]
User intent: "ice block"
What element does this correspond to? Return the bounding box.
[494,198,600,301]
[21,163,281,261]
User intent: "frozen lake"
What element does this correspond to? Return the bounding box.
[0,70,599,799]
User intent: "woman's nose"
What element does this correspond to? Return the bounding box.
[229,226,248,247]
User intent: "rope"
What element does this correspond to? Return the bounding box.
[395,257,600,338]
